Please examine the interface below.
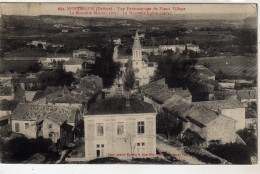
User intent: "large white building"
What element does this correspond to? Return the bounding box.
[114,31,157,87]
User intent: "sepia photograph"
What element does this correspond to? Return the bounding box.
[0,2,258,166]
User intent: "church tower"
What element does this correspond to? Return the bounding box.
[132,30,142,61]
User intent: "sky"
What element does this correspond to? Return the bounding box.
[0,3,257,20]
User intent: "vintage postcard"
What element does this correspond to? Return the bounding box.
[0,2,258,166]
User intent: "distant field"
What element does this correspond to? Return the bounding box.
[198,56,257,79]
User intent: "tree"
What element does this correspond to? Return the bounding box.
[27,62,42,73]
[0,137,56,163]
[91,46,120,88]
[207,143,252,164]
[123,59,135,91]
[237,128,257,157]
[39,67,75,87]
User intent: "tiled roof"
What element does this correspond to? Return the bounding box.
[0,86,12,96]
[214,90,237,96]
[186,106,219,127]
[193,99,244,111]
[32,90,45,101]
[237,90,257,100]
[63,58,85,65]
[78,75,103,95]
[195,65,215,77]
[141,79,173,103]
[167,103,192,121]
[33,86,70,101]
[48,94,83,104]
[173,88,192,98]
[87,97,156,115]
[0,100,18,111]
[11,103,77,125]
[162,95,189,112]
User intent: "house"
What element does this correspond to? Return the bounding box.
[158,45,186,53]
[218,80,235,89]
[140,79,192,113]
[193,100,245,131]
[172,88,192,103]
[195,65,215,80]
[84,97,157,160]
[63,58,85,73]
[0,73,13,83]
[113,38,121,45]
[163,102,236,147]
[11,103,80,146]
[186,43,200,52]
[12,74,44,102]
[214,90,237,100]
[0,100,17,128]
[142,46,160,55]
[40,53,71,67]
[32,86,70,105]
[47,94,84,112]
[0,85,14,101]
[140,79,174,112]
[73,49,96,59]
[236,89,257,107]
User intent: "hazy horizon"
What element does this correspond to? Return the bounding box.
[0,3,257,21]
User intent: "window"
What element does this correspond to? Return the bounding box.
[25,123,29,129]
[97,123,104,136]
[96,144,105,157]
[15,123,20,132]
[117,122,124,135]
[136,142,145,154]
[137,121,145,134]
[48,124,52,129]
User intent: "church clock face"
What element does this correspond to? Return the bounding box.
[135,68,139,73]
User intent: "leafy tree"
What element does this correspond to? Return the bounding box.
[27,62,42,73]
[39,67,75,87]
[237,128,257,157]
[123,59,135,91]
[1,137,56,163]
[207,143,252,164]
[90,46,120,88]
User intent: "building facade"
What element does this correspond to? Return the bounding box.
[84,98,157,160]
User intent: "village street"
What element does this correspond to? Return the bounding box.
[156,136,205,164]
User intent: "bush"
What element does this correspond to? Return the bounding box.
[207,143,251,164]
[1,137,56,163]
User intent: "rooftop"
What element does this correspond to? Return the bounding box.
[186,106,219,127]
[87,97,156,115]
[0,86,12,96]
[196,68,215,78]
[237,90,257,100]
[172,88,192,98]
[32,86,70,101]
[141,79,173,104]
[11,103,77,125]
[193,99,245,111]
[47,53,71,58]
[48,94,83,104]
[63,58,85,65]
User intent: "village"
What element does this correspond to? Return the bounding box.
[0,14,257,164]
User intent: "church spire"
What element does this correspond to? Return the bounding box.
[132,30,141,50]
